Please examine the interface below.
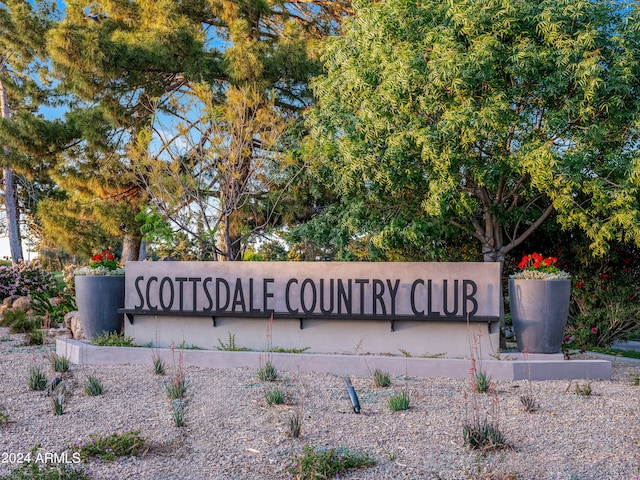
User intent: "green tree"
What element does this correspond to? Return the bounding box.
[310,0,640,265]
[46,0,348,261]
[0,0,58,263]
[45,0,212,261]
[137,83,291,260]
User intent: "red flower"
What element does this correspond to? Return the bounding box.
[518,252,561,272]
[88,249,120,270]
[575,280,585,289]
[591,327,598,334]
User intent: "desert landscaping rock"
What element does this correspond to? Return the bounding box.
[43,327,73,341]
[0,326,639,479]
[10,296,32,313]
[64,311,84,340]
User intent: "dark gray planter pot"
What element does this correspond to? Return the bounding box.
[508,278,571,354]
[75,275,125,339]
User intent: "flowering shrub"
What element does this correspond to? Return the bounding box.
[0,261,58,300]
[562,324,600,354]
[90,249,119,270]
[567,267,639,348]
[62,264,77,287]
[510,252,570,280]
[14,261,59,297]
[557,243,640,349]
[0,265,17,298]
[75,249,125,276]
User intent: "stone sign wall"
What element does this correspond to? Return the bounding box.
[123,261,501,357]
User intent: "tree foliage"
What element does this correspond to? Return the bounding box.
[310,0,640,263]
[0,0,60,263]
[43,0,349,261]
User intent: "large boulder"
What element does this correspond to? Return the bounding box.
[0,295,21,316]
[2,295,21,307]
[11,296,32,313]
[64,311,85,340]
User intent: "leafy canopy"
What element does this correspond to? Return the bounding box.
[310,0,640,262]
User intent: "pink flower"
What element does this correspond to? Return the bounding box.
[591,327,598,334]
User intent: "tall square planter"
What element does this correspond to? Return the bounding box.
[74,275,126,340]
[508,278,571,354]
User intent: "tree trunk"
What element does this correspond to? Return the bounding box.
[217,140,253,261]
[479,211,505,269]
[0,76,23,264]
[479,211,507,348]
[218,211,243,261]
[2,166,22,264]
[121,233,142,265]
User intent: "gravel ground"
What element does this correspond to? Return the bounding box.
[0,326,639,480]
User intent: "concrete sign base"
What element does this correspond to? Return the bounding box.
[56,339,612,381]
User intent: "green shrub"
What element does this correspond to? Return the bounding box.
[31,289,77,325]
[172,400,187,427]
[2,310,40,334]
[0,458,89,480]
[563,246,640,349]
[90,331,134,347]
[24,329,44,346]
[164,375,188,400]
[83,376,103,396]
[575,383,592,396]
[28,366,48,391]
[71,430,145,461]
[373,369,391,388]
[51,394,65,416]
[258,361,278,382]
[285,445,375,479]
[462,419,507,450]
[50,354,70,373]
[216,332,250,351]
[268,346,311,354]
[473,371,492,393]
[388,391,410,411]
[286,412,302,438]
[265,389,285,405]
[152,354,166,375]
